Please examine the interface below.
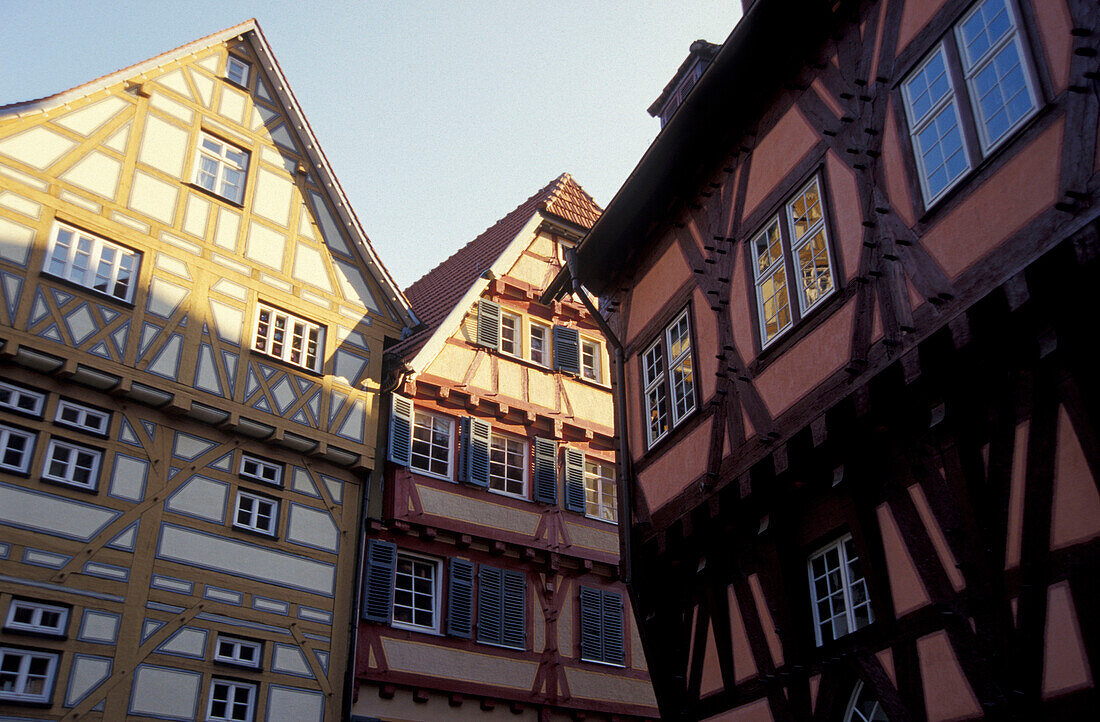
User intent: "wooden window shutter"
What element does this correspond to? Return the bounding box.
[578,585,603,661]
[532,437,558,504]
[501,569,527,650]
[460,417,491,487]
[387,396,413,466]
[361,539,396,623]
[601,590,625,665]
[563,447,586,513]
[553,325,580,374]
[446,558,475,639]
[477,565,503,645]
[476,299,501,349]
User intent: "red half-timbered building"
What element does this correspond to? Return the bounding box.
[547,0,1099,719]
[352,175,658,720]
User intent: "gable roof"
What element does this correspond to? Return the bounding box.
[0,19,418,329]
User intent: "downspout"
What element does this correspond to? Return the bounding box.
[563,248,634,586]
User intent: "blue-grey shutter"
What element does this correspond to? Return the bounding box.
[477,565,503,645]
[476,299,500,349]
[563,447,586,513]
[578,585,603,661]
[361,539,396,623]
[553,325,580,374]
[601,590,625,665]
[446,558,475,639]
[388,396,413,466]
[460,417,490,487]
[532,438,558,504]
[501,569,526,650]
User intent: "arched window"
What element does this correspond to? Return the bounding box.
[845,681,889,722]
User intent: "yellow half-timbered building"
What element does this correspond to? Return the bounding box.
[0,20,414,721]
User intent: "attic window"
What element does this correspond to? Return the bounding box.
[226,56,250,87]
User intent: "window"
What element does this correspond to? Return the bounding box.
[43,438,101,490]
[750,175,836,347]
[584,459,617,523]
[213,636,262,669]
[411,411,452,479]
[4,600,69,636]
[225,56,250,87]
[194,133,249,204]
[499,312,520,356]
[0,424,35,474]
[580,338,601,382]
[207,679,256,722]
[54,399,110,436]
[253,304,324,372]
[233,491,278,536]
[642,308,696,447]
[529,322,550,366]
[578,587,624,665]
[808,535,873,646]
[488,431,525,498]
[477,566,526,650]
[43,222,139,302]
[0,381,45,417]
[845,681,890,722]
[392,552,441,633]
[902,0,1038,205]
[0,647,58,704]
[239,453,282,487]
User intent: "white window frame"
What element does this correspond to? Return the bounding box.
[488,430,527,499]
[233,490,279,536]
[206,678,256,722]
[43,221,140,303]
[193,132,249,204]
[225,56,250,87]
[391,551,442,634]
[239,453,282,487]
[213,635,262,669]
[4,600,69,636]
[642,337,670,448]
[42,438,101,491]
[845,680,888,722]
[54,399,110,436]
[808,535,874,646]
[0,647,59,704]
[580,337,602,382]
[0,381,45,417]
[410,410,453,480]
[252,304,325,372]
[529,321,550,366]
[499,312,521,357]
[665,309,695,426]
[584,458,618,524]
[0,423,36,474]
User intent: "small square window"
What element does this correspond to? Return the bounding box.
[411,411,453,479]
[0,381,46,417]
[225,56,250,87]
[499,313,521,356]
[580,338,601,382]
[43,222,140,302]
[213,635,262,669]
[584,459,618,524]
[233,491,278,536]
[808,535,874,646]
[194,133,250,204]
[207,678,256,722]
[43,438,101,490]
[0,423,36,474]
[529,322,550,366]
[392,552,442,633]
[239,453,282,487]
[54,399,111,436]
[488,431,526,498]
[0,647,59,704]
[253,304,324,372]
[4,600,70,636]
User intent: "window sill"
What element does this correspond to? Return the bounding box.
[408,466,455,484]
[41,476,98,495]
[39,272,136,308]
[391,622,442,637]
[580,657,626,668]
[749,284,853,377]
[186,181,245,210]
[487,487,528,503]
[637,404,702,466]
[583,514,619,526]
[230,524,279,541]
[249,349,324,378]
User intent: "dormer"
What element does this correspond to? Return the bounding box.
[647,39,720,128]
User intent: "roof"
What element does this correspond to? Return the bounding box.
[402,173,601,351]
[646,39,722,118]
[0,19,419,330]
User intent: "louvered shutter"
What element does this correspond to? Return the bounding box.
[476,299,501,349]
[553,325,580,375]
[361,539,396,623]
[563,447,586,513]
[601,590,625,665]
[446,558,475,638]
[578,585,603,661]
[532,438,558,504]
[501,569,527,650]
[477,565,503,645]
[388,396,413,466]
[460,417,491,487]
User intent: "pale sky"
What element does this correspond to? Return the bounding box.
[0,1,741,290]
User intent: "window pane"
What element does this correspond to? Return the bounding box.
[796,229,833,308]
[959,0,1011,68]
[906,49,952,123]
[916,102,969,199]
[971,40,1034,147]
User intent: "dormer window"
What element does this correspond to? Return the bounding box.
[194,133,249,204]
[225,56,250,87]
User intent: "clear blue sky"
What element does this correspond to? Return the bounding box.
[0,1,740,290]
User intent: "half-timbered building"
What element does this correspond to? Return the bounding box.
[0,21,415,721]
[352,175,658,720]
[547,0,1100,719]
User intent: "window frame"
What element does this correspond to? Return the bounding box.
[252,303,325,373]
[807,534,874,647]
[4,600,70,637]
[487,429,527,499]
[42,437,102,491]
[238,453,282,487]
[42,221,140,303]
[499,311,521,357]
[225,56,250,87]
[580,337,602,383]
[529,320,551,367]
[193,132,250,205]
[410,409,454,481]
[206,678,257,722]
[391,551,443,634]
[0,381,46,418]
[583,457,618,524]
[232,490,279,537]
[0,646,59,704]
[578,586,625,666]
[0,423,36,474]
[641,307,697,449]
[54,398,111,437]
[213,635,263,670]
